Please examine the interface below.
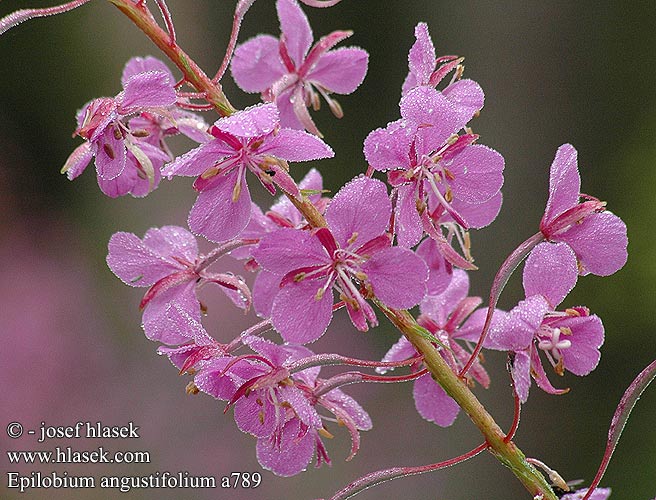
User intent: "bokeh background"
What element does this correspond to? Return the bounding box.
[1,1,655,499]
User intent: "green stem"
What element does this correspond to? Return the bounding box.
[375,302,557,500]
[107,0,236,116]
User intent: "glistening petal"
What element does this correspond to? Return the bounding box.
[413,372,460,427]
[307,47,369,94]
[442,79,485,125]
[259,128,334,161]
[231,35,286,93]
[256,418,315,477]
[326,176,391,248]
[188,170,252,242]
[363,119,414,172]
[272,279,333,344]
[405,22,436,90]
[361,247,428,309]
[277,0,313,68]
[542,143,580,227]
[557,211,628,276]
[558,314,604,376]
[523,241,578,308]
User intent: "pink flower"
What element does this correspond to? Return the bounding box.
[106,226,251,344]
[62,56,180,197]
[486,243,605,402]
[537,144,628,277]
[163,103,333,242]
[380,269,492,426]
[194,335,371,476]
[364,86,504,251]
[231,0,368,136]
[403,22,484,126]
[253,176,428,343]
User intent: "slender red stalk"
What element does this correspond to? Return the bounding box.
[582,359,656,499]
[0,0,92,35]
[212,0,257,83]
[458,232,544,378]
[505,385,522,443]
[327,443,488,500]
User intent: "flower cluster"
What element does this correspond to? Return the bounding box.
[5,0,632,496]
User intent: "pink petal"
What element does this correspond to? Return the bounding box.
[442,79,485,124]
[234,395,277,437]
[107,231,182,287]
[280,386,322,428]
[95,129,126,180]
[449,191,503,229]
[307,47,369,94]
[62,142,93,180]
[562,488,612,500]
[254,228,328,275]
[231,35,286,92]
[558,314,604,376]
[542,144,580,226]
[195,357,260,400]
[394,182,424,248]
[523,241,578,307]
[416,237,453,295]
[512,350,532,403]
[379,336,417,373]
[162,140,236,178]
[164,303,214,345]
[419,269,469,326]
[456,307,488,342]
[345,296,378,332]
[400,87,460,155]
[530,346,569,396]
[379,337,417,367]
[271,279,333,343]
[256,418,315,477]
[362,247,428,308]
[118,70,176,113]
[253,270,282,319]
[445,144,504,204]
[142,280,200,344]
[215,103,279,138]
[487,295,550,351]
[121,56,173,87]
[413,372,460,427]
[259,128,334,161]
[275,89,305,130]
[145,227,196,263]
[405,22,435,91]
[277,0,313,68]
[557,211,628,276]
[188,170,252,242]
[96,167,134,198]
[363,119,414,172]
[326,176,391,248]
[322,388,372,430]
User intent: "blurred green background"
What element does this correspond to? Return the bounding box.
[1,1,654,499]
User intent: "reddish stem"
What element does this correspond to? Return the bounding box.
[458,232,544,378]
[328,443,488,500]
